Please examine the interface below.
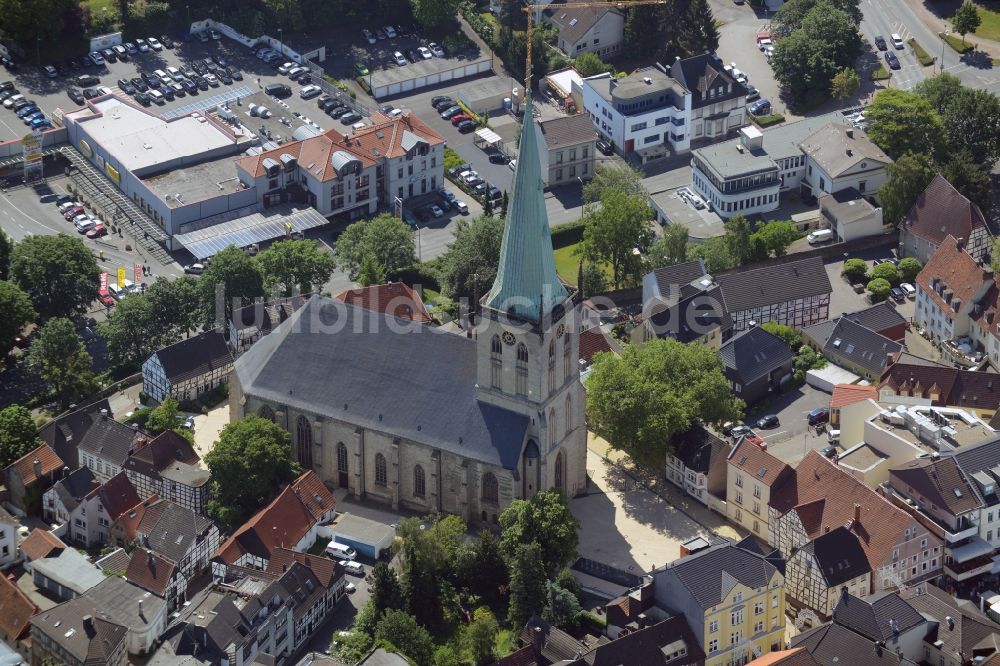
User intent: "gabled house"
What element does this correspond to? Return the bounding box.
[726,438,792,543]
[651,535,787,666]
[534,114,596,187]
[77,412,149,482]
[637,260,732,348]
[214,471,336,572]
[0,571,38,658]
[335,282,431,324]
[30,599,128,666]
[915,235,994,349]
[43,465,99,528]
[798,124,892,203]
[123,430,210,514]
[4,443,65,515]
[141,330,234,405]
[879,352,1000,421]
[818,187,884,243]
[124,547,186,612]
[544,4,624,58]
[785,526,872,621]
[903,582,1000,665]
[802,316,902,380]
[769,450,943,594]
[49,471,141,548]
[715,257,832,333]
[665,422,730,507]
[81,575,168,655]
[18,528,65,572]
[670,53,750,150]
[30,547,106,601]
[900,174,994,264]
[719,324,794,405]
[0,505,18,568]
[829,384,878,427]
[833,301,908,343]
[228,294,309,357]
[37,398,112,469]
[124,498,221,580]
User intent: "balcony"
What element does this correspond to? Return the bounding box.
[949,535,995,563]
[945,554,994,581]
[947,523,981,543]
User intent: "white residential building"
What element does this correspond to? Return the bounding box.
[0,507,17,569]
[545,5,625,58]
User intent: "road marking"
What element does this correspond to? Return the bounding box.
[760,430,788,440]
[0,193,59,233]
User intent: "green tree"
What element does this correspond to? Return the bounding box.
[914,73,965,114]
[0,228,11,280]
[583,163,647,203]
[867,277,891,302]
[434,646,462,666]
[542,580,582,630]
[356,254,387,287]
[574,52,613,77]
[830,67,860,102]
[580,263,608,297]
[145,276,202,340]
[624,5,662,58]
[507,542,547,629]
[98,294,163,373]
[677,0,720,57]
[878,151,936,226]
[870,262,900,285]
[500,490,579,576]
[770,30,836,106]
[581,191,654,288]
[866,90,944,160]
[942,151,993,213]
[937,89,1000,167]
[255,239,336,295]
[773,0,862,33]
[197,246,265,327]
[28,318,95,408]
[951,1,981,45]
[992,239,1000,276]
[204,416,300,528]
[334,214,416,280]
[586,338,744,466]
[10,234,100,320]
[897,257,923,283]
[438,214,504,300]
[722,215,754,265]
[462,608,500,666]
[369,561,403,617]
[645,224,689,271]
[760,321,802,350]
[0,405,39,468]
[752,220,799,258]
[331,624,374,664]
[0,280,35,358]
[842,258,869,281]
[145,397,182,434]
[690,236,738,273]
[374,610,435,665]
[396,514,466,634]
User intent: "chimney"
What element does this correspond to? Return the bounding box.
[637,613,647,629]
[82,615,94,636]
[854,503,861,523]
[956,237,965,250]
[33,459,41,478]
[100,408,108,419]
[532,626,544,658]
[845,129,854,139]
[947,616,954,630]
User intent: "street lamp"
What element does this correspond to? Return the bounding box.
[940,32,948,73]
[278,28,283,57]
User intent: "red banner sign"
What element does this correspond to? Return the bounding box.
[100,272,108,291]
[134,263,142,283]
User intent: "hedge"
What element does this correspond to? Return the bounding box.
[907,38,935,66]
[870,65,891,81]
[940,32,975,54]
[551,220,586,249]
[395,262,442,292]
[754,113,786,128]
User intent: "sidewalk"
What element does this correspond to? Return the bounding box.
[905,0,1000,59]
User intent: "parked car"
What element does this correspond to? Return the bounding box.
[432,97,455,110]
[131,77,148,92]
[124,42,137,55]
[43,65,58,78]
[148,36,163,51]
[383,25,397,38]
[487,151,509,164]
[428,204,443,218]
[748,99,771,116]
[299,85,322,99]
[596,139,613,155]
[450,113,471,126]
[890,286,906,303]
[874,35,887,50]
[900,283,916,298]
[136,38,149,52]
[393,51,407,66]
[429,42,445,57]
[418,46,433,60]
[86,224,107,238]
[98,288,115,307]
[440,105,462,119]
[340,111,362,124]
[743,84,760,102]
[204,73,220,87]
[884,51,900,69]
[265,83,291,97]
[67,88,85,105]
[454,200,469,214]
[361,29,376,45]
[160,35,175,49]
[354,62,369,76]
[891,33,904,49]
[756,414,780,429]
[807,407,830,426]
[405,50,419,63]
[183,263,205,274]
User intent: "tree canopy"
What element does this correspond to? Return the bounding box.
[28,318,95,408]
[0,229,10,281]
[951,1,981,44]
[0,405,39,468]
[866,90,944,160]
[255,239,336,295]
[0,280,35,358]
[586,338,744,466]
[574,52,614,77]
[877,151,936,226]
[898,257,923,283]
[581,191,654,289]
[507,542,547,629]
[10,234,100,320]
[197,246,265,327]
[499,490,579,576]
[645,224,690,271]
[373,610,435,666]
[583,163,647,203]
[98,294,164,373]
[334,214,416,281]
[205,416,301,528]
[437,214,504,301]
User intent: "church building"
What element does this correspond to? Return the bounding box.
[229,91,588,523]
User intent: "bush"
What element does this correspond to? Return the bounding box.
[355,76,371,94]
[754,113,786,128]
[867,277,892,302]
[940,32,975,54]
[870,262,900,286]
[395,262,442,293]
[551,220,586,248]
[444,147,465,171]
[443,32,475,54]
[323,75,356,98]
[870,65,891,81]
[907,38,935,66]
[842,258,869,282]
[898,257,922,283]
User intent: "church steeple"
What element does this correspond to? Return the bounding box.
[483,91,567,322]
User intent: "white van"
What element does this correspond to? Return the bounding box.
[108,279,135,301]
[148,90,165,104]
[153,69,170,84]
[166,66,183,82]
[325,542,357,561]
[807,229,834,245]
[342,561,364,576]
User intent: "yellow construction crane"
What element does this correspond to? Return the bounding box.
[521,0,669,93]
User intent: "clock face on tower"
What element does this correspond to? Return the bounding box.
[556,323,566,338]
[501,331,516,346]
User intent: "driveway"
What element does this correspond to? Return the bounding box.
[191,401,230,459]
[747,384,834,467]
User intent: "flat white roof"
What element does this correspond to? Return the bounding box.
[546,67,583,96]
[66,97,234,174]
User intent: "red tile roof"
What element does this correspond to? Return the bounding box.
[94,471,142,523]
[770,450,919,570]
[5,443,64,486]
[728,438,791,487]
[335,283,431,323]
[905,175,989,247]
[748,648,821,666]
[880,359,1000,412]
[128,430,200,470]
[19,528,65,561]
[0,570,38,641]
[579,328,616,364]
[124,547,177,597]
[266,547,343,589]
[491,645,539,666]
[916,235,992,321]
[236,112,445,182]
[216,471,335,564]
[114,494,160,542]
[830,384,878,410]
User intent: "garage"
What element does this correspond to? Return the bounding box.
[329,512,396,560]
[370,56,493,100]
[459,76,517,115]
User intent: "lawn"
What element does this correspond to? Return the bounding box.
[82,0,114,14]
[973,3,1000,41]
[554,244,582,285]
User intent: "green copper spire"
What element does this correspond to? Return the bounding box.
[483,91,568,321]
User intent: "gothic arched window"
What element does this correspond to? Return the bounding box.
[548,341,556,390]
[563,333,573,378]
[414,465,425,497]
[565,395,573,438]
[548,408,557,443]
[516,343,528,396]
[375,453,387,487]
[482,472,499,503]
[296,415,312,468]
[555,450,565,491]
[491,335,502,388]
[258,405,275,422]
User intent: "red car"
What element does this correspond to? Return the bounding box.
[97,288,114,307]
[63,206,84,220]
[450,113,470,126]
[86,224,107,238]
